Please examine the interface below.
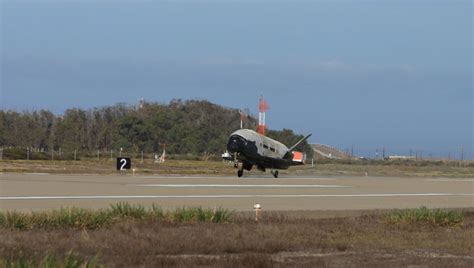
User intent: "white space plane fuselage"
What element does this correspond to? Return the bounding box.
[225,129,311,178]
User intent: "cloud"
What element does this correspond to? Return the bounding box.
[317,60,352,71]
[199,57,264,66]
[400,64,416,73]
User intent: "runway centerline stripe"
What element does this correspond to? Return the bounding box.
[1,193,473,200]
[128,184,349,188]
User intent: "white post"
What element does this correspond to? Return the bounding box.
[141,151,144,163]
[27,148,30,160]
[311,158,314,167]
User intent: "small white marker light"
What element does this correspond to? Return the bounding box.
[253,203,262,222]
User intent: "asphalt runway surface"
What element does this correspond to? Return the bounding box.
[0,173,473,211]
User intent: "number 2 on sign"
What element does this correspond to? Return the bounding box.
[120,158,127,170]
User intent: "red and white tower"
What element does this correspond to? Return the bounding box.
[257,95,268,136]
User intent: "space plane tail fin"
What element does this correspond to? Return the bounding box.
[288,134,312,152]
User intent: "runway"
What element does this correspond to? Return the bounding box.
[0,173,473,211]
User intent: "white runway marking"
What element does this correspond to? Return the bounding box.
[130,184,349,188]
[138,176,337,181]
[1,193,473,201]
[425,179,474,182]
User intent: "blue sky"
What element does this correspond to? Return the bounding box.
[1,0,472,158]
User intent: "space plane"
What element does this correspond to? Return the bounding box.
[224,129,311,178]
[222,96,311,178]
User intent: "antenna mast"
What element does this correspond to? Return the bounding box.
[258,95,268,135]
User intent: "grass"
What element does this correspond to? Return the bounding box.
[1,208,473,267]
[0,251,100,268]
[385,206,464,227]
[0,203,233,230]
[1,158,473,178]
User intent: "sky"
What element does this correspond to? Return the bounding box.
[1,0,472,159]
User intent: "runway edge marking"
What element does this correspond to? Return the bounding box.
[1,193,473,200]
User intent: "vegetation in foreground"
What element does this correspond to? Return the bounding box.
[385,206,464,227]
[0,203,233,230]
[1,251,99,268]
[0,204,473,267]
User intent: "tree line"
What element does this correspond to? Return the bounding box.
[0,99,312,158]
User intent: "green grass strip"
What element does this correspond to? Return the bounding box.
[385,206,464,227]
[0,203,233,230]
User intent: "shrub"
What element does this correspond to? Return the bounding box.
[0,203,234,230]
[385,207,464,227]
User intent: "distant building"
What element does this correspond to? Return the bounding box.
[387,155,416,160]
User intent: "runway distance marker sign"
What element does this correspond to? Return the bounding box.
[116,157,131,171]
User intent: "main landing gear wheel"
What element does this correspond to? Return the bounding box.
[237,170,243,177]
[271,170,279,178]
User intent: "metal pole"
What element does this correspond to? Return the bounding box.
[74,150,77,161]
[27,147,30,160]
[141,151,144,163]
[97,150,100,161]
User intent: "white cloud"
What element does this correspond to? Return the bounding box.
[199,57,264,66]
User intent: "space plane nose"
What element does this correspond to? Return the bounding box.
[227,135,246,153]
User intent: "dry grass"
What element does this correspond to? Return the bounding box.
[1,208,473,267]
[0,159,235,175]
[1,158,474,178]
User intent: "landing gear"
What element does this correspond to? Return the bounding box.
[271,170,279,178]
[237,170,243,177]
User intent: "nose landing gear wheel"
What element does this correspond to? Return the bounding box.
[237,170,243,177]
[271,170,279,178]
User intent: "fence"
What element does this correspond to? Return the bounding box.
[0,147,221,162]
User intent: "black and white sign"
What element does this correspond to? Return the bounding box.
[116,157,131,170]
